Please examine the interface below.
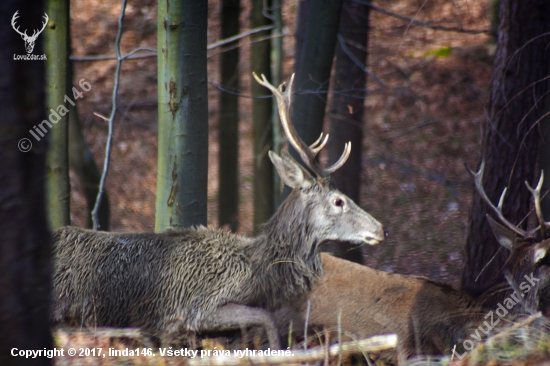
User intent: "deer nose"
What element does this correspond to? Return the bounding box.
[384,229,389,239]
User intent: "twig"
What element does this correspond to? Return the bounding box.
[337,34,387,89]
[207,25,273,50]
[186,334,398,365]
[70,47,155,62]
[352,0,490,35]
[70,26,274,62]
[382,119,440,139]
[91,0,127,230]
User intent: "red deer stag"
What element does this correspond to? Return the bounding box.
[51,74,386,349]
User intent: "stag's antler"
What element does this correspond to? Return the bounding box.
[525,172,550,240]
[253,72,351,178]
[467,160,543,239]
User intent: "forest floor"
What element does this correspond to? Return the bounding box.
[70,0,492,286]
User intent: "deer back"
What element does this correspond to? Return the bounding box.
[276,253,480,360]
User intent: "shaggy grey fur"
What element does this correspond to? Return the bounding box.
[51,151,386,348]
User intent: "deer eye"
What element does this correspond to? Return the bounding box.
[332,197,345,207]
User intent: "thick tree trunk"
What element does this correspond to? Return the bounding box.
[462,0,550,295]
[270,0,283,207]
[294,0,310,68]
[539,79,550,222]
[290,0,343,155]
[324,0,370,264]
[218,0,240,232]
[156,0,209,231]
[251,0,274,234]
[45,0,70,229]
[0,2,53,364]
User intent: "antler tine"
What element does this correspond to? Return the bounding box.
[466,160,529,238]
[324,142,352,174]
[253,72,325,176]
[525,172,550,239]
[310,133,329,154]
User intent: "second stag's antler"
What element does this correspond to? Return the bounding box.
[467,160,550,241]
[253,72,351,178]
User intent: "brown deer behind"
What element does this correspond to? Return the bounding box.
[276,253,481,360]
[276,162,550,361]
[51,75,387,348]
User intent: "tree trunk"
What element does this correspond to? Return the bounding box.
[45,0,70,229]
[270,0,283,207]
[462,0,550,295]
[294,0,310,70]
[65,4,109,230]
[324,0,370,264]
[251,0,273,234]
[291,0,343,155]
[0,2,53,364]
[218,0,240,232]
[539,78,550,223]
[156,0,209,231]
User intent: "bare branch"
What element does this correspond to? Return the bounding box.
[337,34,387,89]
[352,0,490,35]
[91,0,127,230]
[207,25,273,50]
[70,47,156,62]
[70,26,276,62]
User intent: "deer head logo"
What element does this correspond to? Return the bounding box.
[11,11,49,54]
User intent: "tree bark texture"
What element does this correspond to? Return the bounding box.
[0,2,53,364]
[251,0,274,234]
[218,0,240,232]
[45,0,70,229]
[324,0,370,264]
[156,0,209,231]
[462,0,550,295]
[291,0,344,155]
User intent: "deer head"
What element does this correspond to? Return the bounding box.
[254,73,387,247]
[12,11,48,54]
[468,161,550,313]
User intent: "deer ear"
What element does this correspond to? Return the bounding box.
[486,214,516,251]
[269,150,313,189]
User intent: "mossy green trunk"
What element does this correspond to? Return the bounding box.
[156,0,209,232]
[45,0,70,229]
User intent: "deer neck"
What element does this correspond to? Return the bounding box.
[248,192,323,309]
